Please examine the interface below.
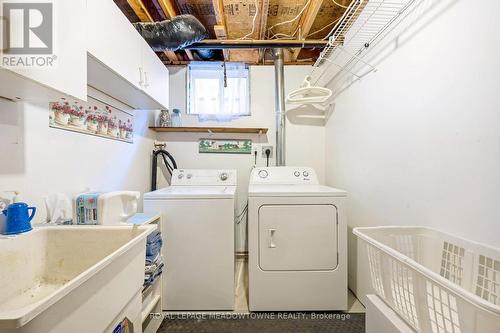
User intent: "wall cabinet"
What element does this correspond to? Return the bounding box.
[0,0,87,101]
[87,0,143,91]
[87,0,169,110]
[141,44,170,109]
[0,0,169,110]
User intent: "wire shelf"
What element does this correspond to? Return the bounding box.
[309,0,418,98]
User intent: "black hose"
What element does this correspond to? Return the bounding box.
[152,149,177,191]
[161,153,173,174]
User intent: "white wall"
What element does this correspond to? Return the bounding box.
[323,0,500,295]
[0,90,156,225]
[0,65,323,252]
[161,65,325,251]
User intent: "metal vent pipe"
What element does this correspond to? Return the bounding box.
[274,49,286,166]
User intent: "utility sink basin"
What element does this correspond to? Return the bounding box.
[0,225,155,333]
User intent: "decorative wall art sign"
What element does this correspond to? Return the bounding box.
[49,97,133,143]
[199,139,252,154]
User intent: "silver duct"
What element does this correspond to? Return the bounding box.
[274,49,286,166]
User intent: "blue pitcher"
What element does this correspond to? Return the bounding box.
[2,202,36,235]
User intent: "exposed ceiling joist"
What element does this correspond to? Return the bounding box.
[257,0,269,62]
[212,0,225,26]
[126,0,152,21]
[145,0,168,20]
[115,0,356,65]
[158,0,178,18]
[214,25,229,60]
[212,0,229,60]
[257,0,269,39]
[291,0,324,61]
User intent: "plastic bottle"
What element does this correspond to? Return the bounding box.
[171,109,182,127]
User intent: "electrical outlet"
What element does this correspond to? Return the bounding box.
[261,146,274,158]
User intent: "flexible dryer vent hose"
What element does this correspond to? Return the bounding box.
[133,15,208,52]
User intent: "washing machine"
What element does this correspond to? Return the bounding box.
[248,166,347,311]
[143,169,236,310]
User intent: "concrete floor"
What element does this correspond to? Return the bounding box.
[158,259,365,332]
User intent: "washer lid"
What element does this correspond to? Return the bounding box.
[248,184,347,197]
[144,186,236,199]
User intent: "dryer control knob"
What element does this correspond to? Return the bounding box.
[303,171,309,177]
[220,172,229,181]
[294,171,300,177]
[186,174,192,179]
[178,173,184,179]
[258,170,269,179]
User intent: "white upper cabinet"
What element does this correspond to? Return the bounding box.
[141,43,170,109]
[86,0,143,90]
[0,0,169,109]
[0,0,87,101]
[86,0,169,110]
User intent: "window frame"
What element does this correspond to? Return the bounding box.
[186,62,251,118]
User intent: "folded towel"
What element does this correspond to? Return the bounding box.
[144,262,164,286]
[146,239,162,256]
[146,251,160,264]
[145,261,164,276]
[147,231,162,244]
[144,233,164,286]
[148,253,162,265]
[145,256,163,274]
[145,265,156,274]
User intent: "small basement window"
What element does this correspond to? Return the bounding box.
[187,62,250,121]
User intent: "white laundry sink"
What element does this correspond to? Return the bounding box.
[0,225,155,333]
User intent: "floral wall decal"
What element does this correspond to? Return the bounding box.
[199,139,252,154]
[49,97,133,143]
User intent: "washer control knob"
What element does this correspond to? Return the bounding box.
[258,170,269,179]
[178,173,184,179]
[303,171,309,177]
[294,171,300,177]
[220,172,229,181]
[186,174,192,179]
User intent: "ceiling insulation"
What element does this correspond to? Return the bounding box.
[114,0,355,65]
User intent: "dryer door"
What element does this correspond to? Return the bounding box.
[258,204,338,271]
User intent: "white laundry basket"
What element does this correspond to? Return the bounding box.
[354,226,500,333]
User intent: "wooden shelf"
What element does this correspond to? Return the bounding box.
[149,126,268,134]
